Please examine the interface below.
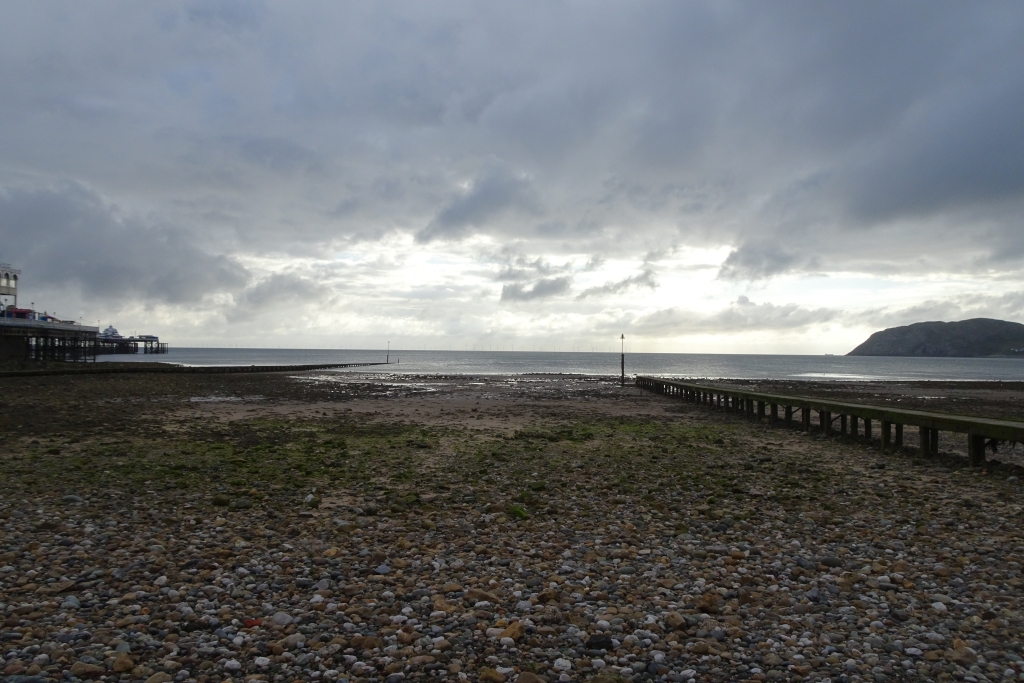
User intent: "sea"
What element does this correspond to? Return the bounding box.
[95,348,1024,382]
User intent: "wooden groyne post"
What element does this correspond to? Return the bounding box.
[635,376,1024,467]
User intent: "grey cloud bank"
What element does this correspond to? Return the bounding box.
[0,1,1022,350]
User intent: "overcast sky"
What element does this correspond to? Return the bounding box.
[2,1,1023,353]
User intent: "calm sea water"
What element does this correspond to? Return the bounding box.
[95,348,1024,381]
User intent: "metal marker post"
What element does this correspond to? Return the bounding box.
[620,334,625,385]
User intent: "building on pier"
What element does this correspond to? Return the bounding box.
[0,264,19,306]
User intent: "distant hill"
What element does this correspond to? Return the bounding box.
[848,318,1024,357]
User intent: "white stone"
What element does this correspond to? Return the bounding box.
[553,658,573,671]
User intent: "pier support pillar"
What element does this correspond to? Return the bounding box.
[882,421,892,452]
[770,403,778,423]
[802,407,811,432]
[864,418,872,440]
[822,410,832,436]
[758,401,766,421]
[895,424,903,449]
[968,434,986,467]
[930,428,939,455]
[840,414,848,435]
[784,406,792,427]
[919,426,930,455]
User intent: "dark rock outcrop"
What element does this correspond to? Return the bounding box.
[848,318,1024,357]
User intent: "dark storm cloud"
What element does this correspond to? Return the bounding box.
[717,242,804,281]
[0,182,249,304]
[226,272,332,322]
[500,277,571,303]
[577,269,656,300]
[0,1,1022,321]
[417,166,538,243]
[491,249,570,283]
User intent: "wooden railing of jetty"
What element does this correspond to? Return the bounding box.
[636,376,1024,467]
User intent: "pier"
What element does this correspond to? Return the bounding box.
[0,263,168,361]
[636,375,1024,467]
[0,317,100,362]
[0,319,169,361]
[0,361,391,378]
[96,335,169,356]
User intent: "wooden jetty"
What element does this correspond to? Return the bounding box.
[636,375,1024,468]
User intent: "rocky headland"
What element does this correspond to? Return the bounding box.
[848,318,1024,357]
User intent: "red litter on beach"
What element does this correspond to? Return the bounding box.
[244,618,261,628]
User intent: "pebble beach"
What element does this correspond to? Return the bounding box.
[1,370,1022,683]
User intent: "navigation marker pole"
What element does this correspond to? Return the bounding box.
[387,341,390,364]
[620,334,625,385]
